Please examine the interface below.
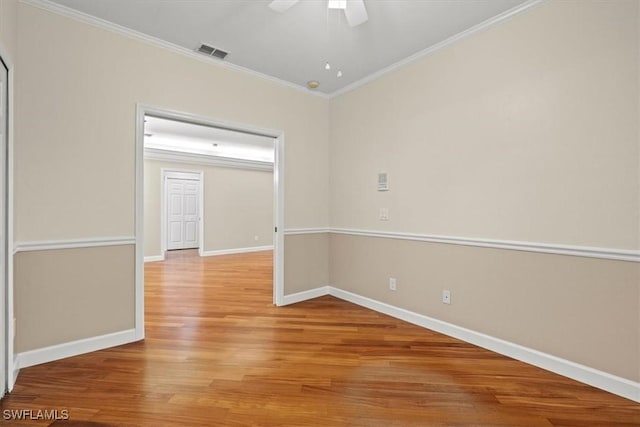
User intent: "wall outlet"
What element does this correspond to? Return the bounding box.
[379,208,389,221]
[389,277,397,291]
[442,289,451,305]
[254,235,259,241]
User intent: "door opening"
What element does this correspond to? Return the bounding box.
[135,105,285,340]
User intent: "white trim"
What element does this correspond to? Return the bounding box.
[329,228,640,263]
[144,255,164,263]
[273,136,285,306]
[329,0,544,98]
[20,0,329,99]
[283,228,329,236]
[201,245,274,257]
[0,41,15,393]
[13,237,136,253]
[11,358,18,388]
[0,60,5,399]
[282,286,330,306]
[162,170,201,181]
[325,287,640,403]
[161,168,203,255]
[135,106,145,341]
[145,148,274,172]
[283,227,639,262]
[16,329,137,369]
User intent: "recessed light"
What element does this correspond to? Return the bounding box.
[307,80,320,89]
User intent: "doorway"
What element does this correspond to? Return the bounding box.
[135,105,285,341]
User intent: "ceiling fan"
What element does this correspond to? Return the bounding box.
[269,0,369,27]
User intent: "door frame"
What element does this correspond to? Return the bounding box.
[0,45,14,395]
[135,104,285,340]
[161,169,203,256]
[0,56,6,399]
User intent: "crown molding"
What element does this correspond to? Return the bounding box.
[21,0,543,100]
[20,0,330,99]
[329,0,544,99]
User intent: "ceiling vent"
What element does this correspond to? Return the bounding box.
[196,43,228,60]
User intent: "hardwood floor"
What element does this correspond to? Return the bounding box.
[2,249,639,426]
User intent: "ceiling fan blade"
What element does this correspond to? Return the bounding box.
[344,0,368,27]
[268,0,299,13]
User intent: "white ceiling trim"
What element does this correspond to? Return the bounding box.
[144,148,274,172]
[330,0,544,98]
[22,0,542,99]
[20,0,330,99]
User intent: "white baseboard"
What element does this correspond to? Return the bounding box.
[10,358,19,392]
[201,245,274,257]
[144,255,164,263]
[16,329,138,370]
[282,286,330,306]
[279,285,640,403]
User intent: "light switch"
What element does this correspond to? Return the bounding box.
[377,172,389,191]
[379,208,389,221]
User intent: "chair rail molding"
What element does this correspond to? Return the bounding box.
[283,228,639,263]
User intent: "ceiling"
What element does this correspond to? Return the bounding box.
[48,0,530,95]
[144,116,275,163]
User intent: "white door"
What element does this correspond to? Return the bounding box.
[0,59,8,396]
[167,178,199,250]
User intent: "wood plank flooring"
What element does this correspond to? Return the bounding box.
[2,249,639,426]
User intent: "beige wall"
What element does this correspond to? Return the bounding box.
[0,0,17,59]
[14,3,328,243]
[144,160,273,258]
[12,2,328,352]
[14,245,135,352]
[285,233,329,295]
[330,0,638,250]
[329,0,640,382]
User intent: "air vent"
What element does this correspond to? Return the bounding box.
[196,43,228,60]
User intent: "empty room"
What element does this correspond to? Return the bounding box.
[0,0,639,425]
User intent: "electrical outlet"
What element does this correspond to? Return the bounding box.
[442,290,451,305]
[254,235,259,241]
[389,277,397,291]
[379,208,389,221]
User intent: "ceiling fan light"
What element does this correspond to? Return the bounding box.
[325,62,331,70]
[344,0,368,26]
[328,0,347,10]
